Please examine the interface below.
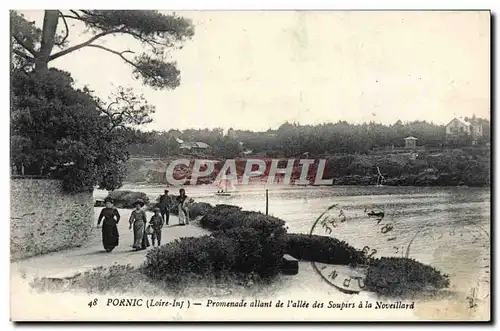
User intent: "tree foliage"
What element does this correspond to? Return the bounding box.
[127,118,488,159]
[213,136,242,159]
[10,67,154,192]
[10,10,193,192]
[100,86,156,129]
[10,10,194,89]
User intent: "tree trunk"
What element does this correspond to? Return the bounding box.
[34,10,59,75]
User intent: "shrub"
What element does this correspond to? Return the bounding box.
[199,204,242,230]
[169,197,179,215]
[200,204,286,235]
[259,230,287,277]
[284,234,367,266]
[365,257,450,297]
[199,205,288,278]
[107,190,150,208]
[213,226,287,278]
[219,211,286,235]
[142,235,236,282]
[144,217,287,280]
[189,202,214,219]
[213,228,263,273]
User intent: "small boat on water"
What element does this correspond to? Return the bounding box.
[215,179,233,196]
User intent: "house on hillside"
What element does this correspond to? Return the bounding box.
[179,141,211,153]
[445,117,483,145]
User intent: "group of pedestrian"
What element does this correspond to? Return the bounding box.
[96,188,191,253]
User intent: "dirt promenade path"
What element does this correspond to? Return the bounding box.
[10,208,209,280]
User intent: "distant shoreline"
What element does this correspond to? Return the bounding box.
[96,183,490,197]
[120,182,489,188]
[118,178,490,188]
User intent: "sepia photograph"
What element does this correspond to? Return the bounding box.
[9,9,491,322]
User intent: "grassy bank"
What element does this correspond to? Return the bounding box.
[30,264,282,298]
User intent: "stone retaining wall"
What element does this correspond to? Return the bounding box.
[10,179,94,261]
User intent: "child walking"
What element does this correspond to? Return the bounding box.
[150,207,163,247]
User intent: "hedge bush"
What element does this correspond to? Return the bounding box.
[142,226,286,280]
[144,202,289,279]
[107,190,150,209]
[189,202,214,219]
[216,226,287,277]
[142,235,236,282]
[199,204,369,271]
[199,204,288,277]
[284,233,368,266]
[150,202,450,297]
[200,204,286,235]
[365,257,450,297]
[199,204,243,230]
[213,228,264,274]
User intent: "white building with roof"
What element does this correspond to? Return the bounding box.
[179,141,211,152]
[445,117,483,144]
[404,136,417,149]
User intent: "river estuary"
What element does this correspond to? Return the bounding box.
[94,184,490,321]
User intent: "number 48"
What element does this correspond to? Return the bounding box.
[88,298,98,308]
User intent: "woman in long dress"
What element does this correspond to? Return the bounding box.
[128,199,150,250]
[97,197,120,252]
[177,189,190,226]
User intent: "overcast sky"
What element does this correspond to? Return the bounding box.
[20,10,490,131]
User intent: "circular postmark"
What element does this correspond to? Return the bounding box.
[309,203,406,294]
[310,202,490,300]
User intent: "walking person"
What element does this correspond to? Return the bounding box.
[128,199,150,251]
[177,188,190,226]
[158,189,171,226]
[96,197,120,252]
[149,208,163,247]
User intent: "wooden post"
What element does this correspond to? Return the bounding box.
[265,189,269,215]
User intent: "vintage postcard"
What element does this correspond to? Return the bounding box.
[10,10,491,322]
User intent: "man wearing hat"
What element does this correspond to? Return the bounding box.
[149,207,163,247]
[158,189,172,226]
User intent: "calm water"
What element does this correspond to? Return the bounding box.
[95,184,491,307]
